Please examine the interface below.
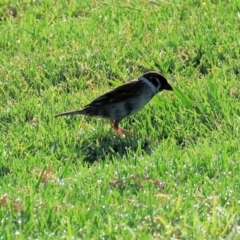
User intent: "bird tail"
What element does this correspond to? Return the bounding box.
[54,109,86,117]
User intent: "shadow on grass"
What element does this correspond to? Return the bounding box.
[0,166,12,177]
[73,134,152,164]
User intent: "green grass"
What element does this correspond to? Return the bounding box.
[0,0,240,239]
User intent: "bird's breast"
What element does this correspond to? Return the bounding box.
[128,91,153,115]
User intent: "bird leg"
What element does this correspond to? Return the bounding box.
[110,120,124,137]
[110,120,133,136]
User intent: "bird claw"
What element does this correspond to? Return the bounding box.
[114,127,125,137]
[110,120,133,137]
[114,127,133,138]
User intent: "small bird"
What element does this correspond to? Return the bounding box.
[54,71,173,136]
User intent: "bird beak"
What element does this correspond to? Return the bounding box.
[165,83,173,91]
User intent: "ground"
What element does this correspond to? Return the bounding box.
[0,0,239,239]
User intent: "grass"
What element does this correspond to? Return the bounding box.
[0,0,239,239]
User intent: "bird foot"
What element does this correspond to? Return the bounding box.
[121,128,133,135]
[110,120,133,137]
[114,127,125,138]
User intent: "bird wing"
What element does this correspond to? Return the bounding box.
[85,80,143,107]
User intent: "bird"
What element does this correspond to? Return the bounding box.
[54,71,173,136]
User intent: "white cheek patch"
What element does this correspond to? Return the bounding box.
[139,76,158,94]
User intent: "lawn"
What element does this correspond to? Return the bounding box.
[0,0,239,239]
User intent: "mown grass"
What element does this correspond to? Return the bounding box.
[0,0,239,239]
